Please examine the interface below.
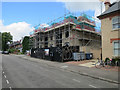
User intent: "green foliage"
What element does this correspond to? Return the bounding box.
[111,57,120,66]
[9,48,16,53]
[112,56,120,61]
[22,36,30,53]
[105,57,110,62]
[17,52,24,55]
[2,32,13,51]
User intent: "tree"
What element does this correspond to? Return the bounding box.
[2,32,13,51]
[22,36,30,53]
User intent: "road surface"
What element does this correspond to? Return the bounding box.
[2,54,118,89]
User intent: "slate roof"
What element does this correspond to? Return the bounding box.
[97,1,120,18]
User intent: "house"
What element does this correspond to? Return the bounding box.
[97,0,120,60]
[9,40,22,53]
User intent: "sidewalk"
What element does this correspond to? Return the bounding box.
[13,54,119,84]
[65,60,97,68]
[65,60,120,72]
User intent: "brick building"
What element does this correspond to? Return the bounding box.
[98,0,120,60]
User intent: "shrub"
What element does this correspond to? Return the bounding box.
[112,56,120,61]
[105,57,110,62]
[17,52,24,55]
[9,48,16,53]
[112,56,120,66]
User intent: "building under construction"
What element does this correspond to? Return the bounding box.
[30,13,101,62]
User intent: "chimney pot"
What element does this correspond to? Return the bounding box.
[104,0,111,10]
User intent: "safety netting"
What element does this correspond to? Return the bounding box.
[30,31,35,37]
[31,13,101,35]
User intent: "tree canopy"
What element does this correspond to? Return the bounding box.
[2,32,13,51]
[22,36,30,53]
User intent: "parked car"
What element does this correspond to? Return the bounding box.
[2,51,9,54]
[2,51,4,54]
[0,51,2,54]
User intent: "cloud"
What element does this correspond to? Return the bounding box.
[56,0,117,20]
[56,0,116,3]
[0,20,34,41]
[55,0,117,32]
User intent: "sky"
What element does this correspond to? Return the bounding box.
[0,0,117,41]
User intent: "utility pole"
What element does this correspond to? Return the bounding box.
[99,0,104,60]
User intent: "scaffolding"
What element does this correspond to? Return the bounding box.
[29,12,101,61]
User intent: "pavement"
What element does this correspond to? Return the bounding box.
[65,60,120,72]
[65,59,97,67]
[1,54,119,89]
[14,54,119,84]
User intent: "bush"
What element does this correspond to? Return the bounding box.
[112,56,120,66]
[17,52,24,55]
[112,56,120,61]
[105,57,110,62]
[9,48,16,53]
[111,59,116,66]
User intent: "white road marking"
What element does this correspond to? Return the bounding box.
[60,66,68,68]
[4,75,6,78]
[72,79,81,83]
[3,72,4,74]
[9,87,12,90]
[89,85,97,88]
[6,80,9,84]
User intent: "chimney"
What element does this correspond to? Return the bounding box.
[104,0,111,10]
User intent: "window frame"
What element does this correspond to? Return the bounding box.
[112,16,120,30]
[113,40,120,56]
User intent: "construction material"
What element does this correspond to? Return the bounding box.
[29,12,101,61]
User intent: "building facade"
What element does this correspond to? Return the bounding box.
[98,0,120,60]
[30,13,101,61]
[9,40,22,52]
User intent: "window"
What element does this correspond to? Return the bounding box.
[40,37,42,41]
[113,40,120,56]
[50,36,53,40]
[112,16,120,30]
[65,31,69,38]
[40,45,42,48]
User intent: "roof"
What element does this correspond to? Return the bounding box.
[97,1,120,18]
[10,41,21,47]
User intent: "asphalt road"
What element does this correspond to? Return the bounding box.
[0,54,2,90]
[2,54,118,89]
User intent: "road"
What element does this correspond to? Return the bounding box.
[2,54,118,89]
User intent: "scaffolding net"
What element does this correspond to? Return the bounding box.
[31,12,100,35]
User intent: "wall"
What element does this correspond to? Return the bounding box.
[70,30,101,59]
[101,15,119,60]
